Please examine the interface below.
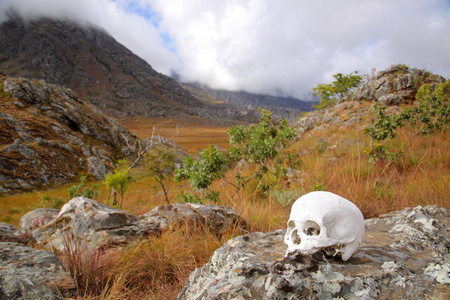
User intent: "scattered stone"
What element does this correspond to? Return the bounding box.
[177,205,450,299]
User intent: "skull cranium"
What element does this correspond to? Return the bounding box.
[284,191,365,261]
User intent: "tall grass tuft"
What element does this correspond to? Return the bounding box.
[58,234,114,298]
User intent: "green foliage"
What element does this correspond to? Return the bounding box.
[312,72,364,110]
[394,64,410,74]
[175,110,298,202]
[104,160,134,208]
[403,81,450,134]
[363,104,405,163]
[145,147,177,204]
[38,194,66,209]
[175,146,228,192]
[364,81,449,162]
[0,83,12,99]
[68,176,99,199]
[176,191,202,204]
[8,207,23,214]
[228,109,297,164]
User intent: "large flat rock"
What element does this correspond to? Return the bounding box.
[177,205,450,299]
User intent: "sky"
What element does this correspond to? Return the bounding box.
[0,0,449,99]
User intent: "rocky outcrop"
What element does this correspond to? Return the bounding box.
[177,205,450,299]
[0,76,140,195]
[297,65,447,134]
[0,223,29,244]
[0,222,76,299]
[31,197,148,252]
[0,242,77,300]
[28,197,246,252]
[297,100,370,134]
[351,65,446,104]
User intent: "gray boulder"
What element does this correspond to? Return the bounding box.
[177,205,450,299]
[0,242,76,299]
[141,203,247,234]
[19,208,60,235]
[32,197,143,251]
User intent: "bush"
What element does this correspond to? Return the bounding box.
[402,81,450,134]
[68,176,99,199]
[175,109,298,202]
[38,195,66,209]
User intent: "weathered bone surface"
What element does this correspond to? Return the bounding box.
[284,191,365,261]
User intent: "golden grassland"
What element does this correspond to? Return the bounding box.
[0,117,449,299]
[121,116,231,153]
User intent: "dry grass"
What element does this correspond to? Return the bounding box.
[120,117,231,153]
[1,117,448,299]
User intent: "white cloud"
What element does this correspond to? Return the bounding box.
[1,0,449,98]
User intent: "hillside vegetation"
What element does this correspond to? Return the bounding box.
[0,65,448,299]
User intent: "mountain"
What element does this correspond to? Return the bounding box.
[0,75,141,196]
[0,16,242,122]
[181,82,316,123]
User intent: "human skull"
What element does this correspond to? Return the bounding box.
[284,191,365,261]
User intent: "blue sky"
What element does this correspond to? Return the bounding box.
[1,0,449,99]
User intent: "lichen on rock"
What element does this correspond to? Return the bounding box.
[177,205,450,299]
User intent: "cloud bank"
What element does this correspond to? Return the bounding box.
[1,0,449,99]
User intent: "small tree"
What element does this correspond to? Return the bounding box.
[145,147,177,204]
[104,160,133,208]
[312,71,363,110]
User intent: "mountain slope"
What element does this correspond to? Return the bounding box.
[0,75,140,196]
[0,17,205,119]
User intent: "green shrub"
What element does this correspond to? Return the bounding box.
[312,72,364,110]
[175,109,298,202]
[68,176,99,199]
[38,194,66,209]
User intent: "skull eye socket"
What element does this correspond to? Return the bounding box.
[303,220,320,236]
[291,229,301,245]
[287,220,295,230]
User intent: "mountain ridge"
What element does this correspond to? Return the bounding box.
[0,17,212,119]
